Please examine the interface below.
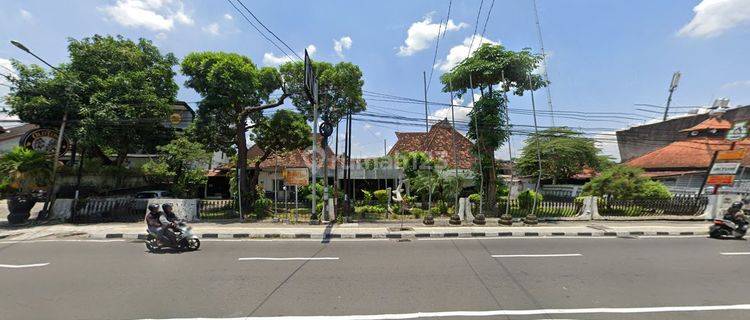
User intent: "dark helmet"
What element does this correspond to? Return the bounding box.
[147,204,160,212]
[729,201,743,213]
[162,203,173,211]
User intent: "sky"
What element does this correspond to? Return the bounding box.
[2,0,750,161]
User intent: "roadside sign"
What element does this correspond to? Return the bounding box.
[303,49,318,105]
[20,128,70,157]
[716,149,746,161]
[726,121,748,141]
[283,168,309,186]
[707,175,735,185]
[710,162,741,175]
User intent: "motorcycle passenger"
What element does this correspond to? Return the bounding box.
[725,201,748,231]
[145,204,175,245]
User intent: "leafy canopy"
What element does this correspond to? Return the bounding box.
[279,61,366,123]
[141,135,211,197]
[0,147,52,195]
[516,127,603,183]
[582,165,671,199]
[250,109,312,162]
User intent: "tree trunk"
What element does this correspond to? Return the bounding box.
[90,145,113,165]
[115,149,128,166]
[249,150,273,202]
[485,150,498,215]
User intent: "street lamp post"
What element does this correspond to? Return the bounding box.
[11,40,71,220]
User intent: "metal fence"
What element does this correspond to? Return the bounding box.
[495,196,582,218]
[197,199,238,220]
[72,197,147,223]
[597,195,708,217]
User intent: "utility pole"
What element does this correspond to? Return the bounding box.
[311,100,318,222]
[532,0,555,126]
[11,40,69,220]
[450,80,459,211]
[423,71,429,133]
[663,71,681,121]
[527,72,542,225]
[469,74,483,215]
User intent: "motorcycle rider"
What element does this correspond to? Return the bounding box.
[162,203,179,223]
[724,201,748,232]
[145,204,175,245]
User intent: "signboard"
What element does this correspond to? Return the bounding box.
[20,128,70,157]
[283,168,309,186]
[710,162,741,175]
[717,149,746,161]
[707,175,735,185]
[169,112,182,126]
[303,49,318,105]
[726,121,748,141]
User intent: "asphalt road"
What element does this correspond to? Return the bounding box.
[1,236,749,320]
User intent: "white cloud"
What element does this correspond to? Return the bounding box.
[19,9,32,20]
[262,44,316,66]
[678,0,750,38]
[202,23,220,35]
[397,15,467,56]
[155,32,167,40]
[101,0,193,32]
[363,123,372,129]
[224,13,233,20]
[0,58,20,127]
[333,36,353,58]
[721,80,750,89]
[593,132,621,162]
[437,35,498,72]
[428,95,477,125]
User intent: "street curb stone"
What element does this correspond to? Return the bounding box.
[91,230,708,240]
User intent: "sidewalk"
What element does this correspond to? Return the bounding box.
[0,219,712,241]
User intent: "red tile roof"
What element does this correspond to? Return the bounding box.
[626,137,750,170]
[0,124,37,143]
[388,119,476,169]
[680,117,732,132]
[247,134,339,170]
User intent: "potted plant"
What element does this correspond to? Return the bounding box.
[0,147,52,224]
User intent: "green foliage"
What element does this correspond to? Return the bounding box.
[355,205,387,215]
[0,147,52,195]
[362,190,373,203]
[373,189,389,205]
[397,152,435,180]
[7,35,178,164]
[252,197,273,219]
[582,165,671,200]
[468,193,482,204]
[517,190,543,210]
[410,207,428,218]
[251,109,311,165]
[141,135,210,197]
[410,170,443,203]
[279,61,366,123]
[300,183,324,203]
[516,127,602,184]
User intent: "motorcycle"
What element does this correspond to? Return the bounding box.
[145,221,200,252]
[709,217,748,239]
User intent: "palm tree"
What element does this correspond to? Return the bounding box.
[411,171,443,211]
[0,147,52,224]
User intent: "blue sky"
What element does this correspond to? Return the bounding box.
[2,0,750,161]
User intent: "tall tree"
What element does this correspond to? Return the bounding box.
[141,135,211,197]
[181,52,288,200]
[516,127,602,184]
[247,109,311,190]
[279,61,366,123]
[440,43,546,214]
[7,35,178,165]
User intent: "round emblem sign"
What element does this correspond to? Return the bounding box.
[169,112,182,126]
[20,128,70,157]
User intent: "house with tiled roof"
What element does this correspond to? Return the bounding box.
[388,119,477,170]
[625,115,750,194]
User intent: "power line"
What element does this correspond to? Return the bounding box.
[479,0,496,44]
[234,0,303,61]
[466,0,485,60]
[225,0,297,63]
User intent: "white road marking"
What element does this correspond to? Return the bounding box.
[238,257,339,261]
[720,252,750,256]
[492,253,582,258]
[135,303,750,319]
[0,263,49,269]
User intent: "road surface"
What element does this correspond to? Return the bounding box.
[1,236,749,319]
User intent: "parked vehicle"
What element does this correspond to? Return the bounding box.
[135,190,171,199]
[145,221,200,252]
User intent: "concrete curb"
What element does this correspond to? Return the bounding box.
[100,230,707,240]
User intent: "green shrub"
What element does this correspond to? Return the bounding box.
[410,207,428,218]
[468,193,481,204]
[354,205,386,215]
[362,190,373,203]
[518,190,543,210]
[574,196,586,206]
[252,197,272,219]
[373,189,389,205]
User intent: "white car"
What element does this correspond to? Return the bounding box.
[135,190,171,199]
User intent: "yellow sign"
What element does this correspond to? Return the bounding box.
[169,113,182,125]
[717,150,746,161]
[283,168,309,186]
